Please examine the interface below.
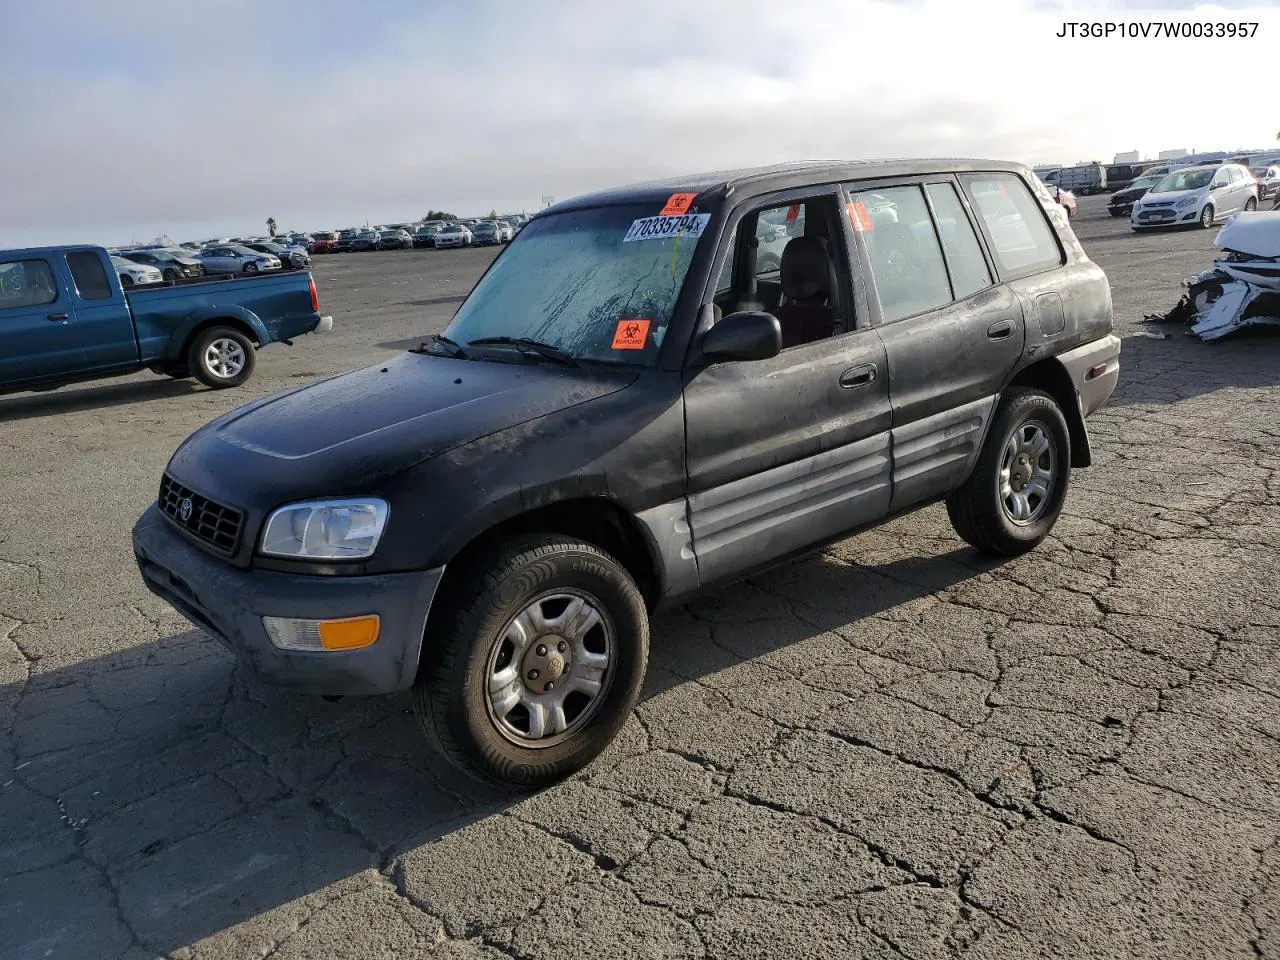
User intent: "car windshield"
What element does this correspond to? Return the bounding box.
[229,245,260,256]
[1130,174,1163,189]
[1151,169,1214,193]
[441,201,712,366]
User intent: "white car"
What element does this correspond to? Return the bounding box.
[1132,163,1258,231]
[110,255,164,287]
[434,223,473,248]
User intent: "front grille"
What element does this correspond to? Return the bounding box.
[158,474,244,555]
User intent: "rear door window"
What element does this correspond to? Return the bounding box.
[66,251,114,300]
[923,183,993,300]
[848,185,952,323]
[961,173,1063,277]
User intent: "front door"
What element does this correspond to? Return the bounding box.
[682,188,893,587]
[845,176,1028,511]
[0,256,85,385]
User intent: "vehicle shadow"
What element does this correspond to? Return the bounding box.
[0,377,201,423]
[1,545,997,954]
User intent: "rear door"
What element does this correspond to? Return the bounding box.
[845,176,1024,511]
[64,250,139,369]
[0,255,85,384]
[683,187,893,586]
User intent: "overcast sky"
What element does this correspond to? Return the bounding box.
[3,0,1277,247]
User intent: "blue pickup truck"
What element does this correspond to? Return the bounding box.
[0,245,333,395]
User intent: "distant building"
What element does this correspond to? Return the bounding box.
[1113,150,1140,164]
[1158,148,1189,161]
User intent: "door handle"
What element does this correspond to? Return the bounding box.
[987,320,1014,341]
[839,363,877,388]
[47,312,69,321]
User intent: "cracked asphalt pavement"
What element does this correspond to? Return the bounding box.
[4,195,1280,958]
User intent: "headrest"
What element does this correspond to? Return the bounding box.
[780,236,833,302]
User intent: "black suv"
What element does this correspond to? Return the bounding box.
[133,159,1120,788]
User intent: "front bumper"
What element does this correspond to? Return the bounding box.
[132,504,444,695]
[1132,205,1199,228]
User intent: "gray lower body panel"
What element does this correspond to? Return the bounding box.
[889,396,995,511]
[1057,334,1121,418]
[687,432,891,586]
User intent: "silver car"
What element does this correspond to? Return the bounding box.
[1132,163,1259,231]
[434,223,472,248]
[197,244,282,275]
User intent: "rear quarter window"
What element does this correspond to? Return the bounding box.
[66,251,114,300]
[961,173,1063,278]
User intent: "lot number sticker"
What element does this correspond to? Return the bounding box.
[659,192,698,216]
[623,213,710,243]
[611,318,651,349]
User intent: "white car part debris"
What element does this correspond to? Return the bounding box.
[1189,281,1280,341]
[1134,330,1168,339]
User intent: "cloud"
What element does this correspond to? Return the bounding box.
[2,0,1278,245]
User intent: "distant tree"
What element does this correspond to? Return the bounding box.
[422,210,456,221]
[266,217,277,237]
[488,208,497,219]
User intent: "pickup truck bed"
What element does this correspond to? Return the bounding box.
[1,245,331,395]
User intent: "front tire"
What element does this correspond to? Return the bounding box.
[163,268,181,283]
[413,535,649,788]
[1199,205,1215,229]
[946,388,1071,556]
[243,261,259,274]
[187,325,256,389]
[1245,197,1258,212]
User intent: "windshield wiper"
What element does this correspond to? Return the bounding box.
[466,337,581,367]
[411,334,468,359]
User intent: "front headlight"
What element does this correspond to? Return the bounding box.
[1176,197,1197,209]
[260,499,389,560]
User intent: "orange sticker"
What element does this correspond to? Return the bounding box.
[611,318,651,350]
[785,203,801,222]
[659,193,697,217]
[847,201,873,232]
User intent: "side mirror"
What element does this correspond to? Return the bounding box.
[697,310,782,364]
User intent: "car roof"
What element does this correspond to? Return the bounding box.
[539,158,1032,216]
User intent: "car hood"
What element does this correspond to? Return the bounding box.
[166,352,637,503]
[1112,185,1151,202]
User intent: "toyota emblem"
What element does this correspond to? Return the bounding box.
[179,497,193,522]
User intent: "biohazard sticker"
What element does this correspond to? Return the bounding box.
[623,213,710,243]
[611,318,651,349]
[659,192,698,216]
[847,201,873,232]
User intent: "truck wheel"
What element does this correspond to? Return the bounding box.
[413,535,649,788]
[188,325,256,389]
[946,388,1071,556]
[1199,205,1215,229]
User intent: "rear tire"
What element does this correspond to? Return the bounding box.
[187,325,256,389]
[946,388,1071,556]
[1244,197,1258,212]
[413,535,649,789]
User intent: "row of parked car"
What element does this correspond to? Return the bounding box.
[1110,160,1278,231]
[303,216,530,254]
[105,237,316,285]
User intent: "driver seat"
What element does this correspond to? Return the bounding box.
[772,236,836,349]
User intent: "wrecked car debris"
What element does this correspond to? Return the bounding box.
[1143,211,1280,341]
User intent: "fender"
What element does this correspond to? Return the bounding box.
[165,306,270,363]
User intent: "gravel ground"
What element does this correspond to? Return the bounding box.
[3,194,1280,959]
